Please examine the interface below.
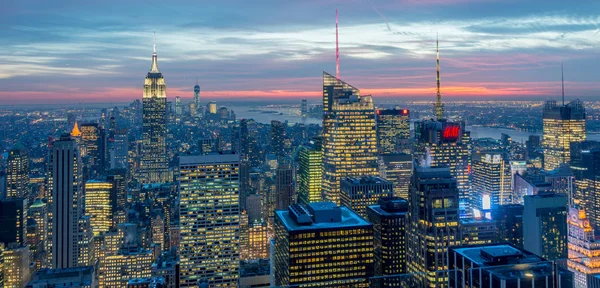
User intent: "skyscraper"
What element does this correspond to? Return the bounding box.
[0,198,28,246]
[322,72,378,204]
[491,204,524,248]
[523,192,568,260]
[378,153,413,199]
[270,120,286,162]
[367,197,409,282]
[109,129,128,170]
[376,108,410,154]
[297,138,323,205]
[6,143,30,199]
[407,167,460,287]
[471,153,511,217]
[434,37,444,120]
[140,39,169,183]
[543,99,586,171]
[84,180,112,236]
[414,120,471,216]
[194,79,201,116]
[50,135,83,269]
[240,119,260,167]
[340,176,393,218]
[273,202,374,287]
[80,123,106,178]
[179,153,240,287]
[567,206,600,287]
[275,164,294,210]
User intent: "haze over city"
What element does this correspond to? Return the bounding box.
[1,0,599,103]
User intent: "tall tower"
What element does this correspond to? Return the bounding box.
[435,37,444,120]
[321,73,378,205]
[406,167,460,287]
[194,78,201,116]
[140,34,169,183]
[50,134,83,269]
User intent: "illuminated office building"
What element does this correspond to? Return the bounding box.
[543,99,586,171]
[322,72,378,205]
[107,169,127,216]
[459,218,497,245]
[273,202,374,287]
[378,153,413,199]
[414,120,471,216]
[275,164,294,210]
[140,40,170,184]
[491,204,524,248]
[340,176,393,218]
[80,123,106,178]
[3,244,31,288]
[567,206,600,287]
[29,199,48,256]
[84,180,112,236]
[271,120,286,162]
[523,192,568,260]
[179,153,240,287]
[407,167,460,287]
[366,197,409,282]
[99,248,153,287]
[297,138,323,205]
[570,143,600,230]
[50,135,83,269]
[109,129,128,170]
[376,108,410,154]
[472,153,511,218]
[0,198,27,246]
[240,119,261,167]
[189,102,196,118]
[6,143,30,199]
[242,219,268,261]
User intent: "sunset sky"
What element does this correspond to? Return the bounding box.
[1,0,599,104]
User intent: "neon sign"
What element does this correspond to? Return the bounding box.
[443,125,460,141]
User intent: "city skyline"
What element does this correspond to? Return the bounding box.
[2,0,600,104]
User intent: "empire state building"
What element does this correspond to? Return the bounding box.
[139,40,170,183]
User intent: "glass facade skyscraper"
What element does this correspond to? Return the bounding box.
[297,138,323,205]
[543,99,586,171]
[376,108,410,154]
[179,153,240,287]
[322,72,378,205]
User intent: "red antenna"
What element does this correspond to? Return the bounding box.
[336,9,340,80]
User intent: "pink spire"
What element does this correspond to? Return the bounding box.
[336,9,340,80]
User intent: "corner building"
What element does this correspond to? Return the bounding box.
[273,202,374,287]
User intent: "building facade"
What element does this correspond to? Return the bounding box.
[297,138,323,205]
[543,99,586,171]
[340,176,393,218]
[273,202,374,287]
[376,108,410,154]
[179,153,240,287]
[523,192,568,260]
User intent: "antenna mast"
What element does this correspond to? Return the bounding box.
[336,9,340,80]
[561,63,565,106]
[435,34,444,120]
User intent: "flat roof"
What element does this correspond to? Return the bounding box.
[180,152,239,165]
[276,206,371,232]
[452,244,542,267]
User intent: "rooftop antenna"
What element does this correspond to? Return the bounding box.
[561,63,565,106]
[336,9,340,80]
[153,31,156,53]
[434,33,444,120]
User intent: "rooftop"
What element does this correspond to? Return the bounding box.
[179,151,239,165]
[452,244,543,267]
[276,204,371,232]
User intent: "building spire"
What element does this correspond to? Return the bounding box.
[336,9,340,80]
[561,63,565,106]
[151,31,159,72]
[435,34,444,120]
